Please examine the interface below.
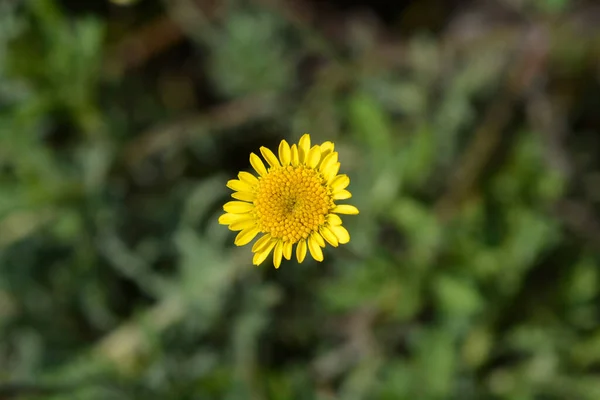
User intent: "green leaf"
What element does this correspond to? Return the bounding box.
[401,125,435,188]
[209,10,293,97]
[434,274,483,319]
[411,329,456,398]
[347,91,392,152]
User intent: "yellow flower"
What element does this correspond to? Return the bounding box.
[219,133,359,268]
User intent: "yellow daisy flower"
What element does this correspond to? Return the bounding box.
[219,133,359,268]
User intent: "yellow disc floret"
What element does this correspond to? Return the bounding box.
[254,165,332,243]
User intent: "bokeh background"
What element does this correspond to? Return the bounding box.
[1,0,600,398]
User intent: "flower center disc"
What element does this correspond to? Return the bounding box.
[253,165,332,243]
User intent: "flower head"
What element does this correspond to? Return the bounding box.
[219,133,359,268]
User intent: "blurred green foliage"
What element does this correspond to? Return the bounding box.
[1,0,599,399]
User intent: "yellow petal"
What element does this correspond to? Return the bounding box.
[283,241,292,260]
[235,226,260,246]
[332,204,359,215]
[218,213,252,225]
[327,214,343,226]
[223,201,254,214]
[253,240,277,265]
[308,235,324,262]
[298,133,311,163]
[252,234,272,252]
[319,152,338,173]
[330,225,350,244]
[332,190,351,200]
[296,239,307,263]
[311,231,325,248]
[238,171,259,185]
[320,141,335,154]
[331,174,350,191]
[231,191,255,202]
[250,153,267,177]
[290,144,299,167]
[273,241,283,269]
[229,219,256,231]
[319,226,338,247]
[305,145,321,169]
[278,140,291,166]
[325,163,340,183]
[227,179,253,192]
[260,146,280,169]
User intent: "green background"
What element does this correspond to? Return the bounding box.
[1,0,599,398]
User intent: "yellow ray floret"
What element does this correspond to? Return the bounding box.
[219,133,359,268]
